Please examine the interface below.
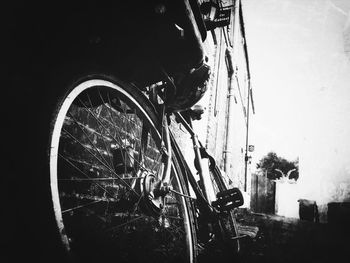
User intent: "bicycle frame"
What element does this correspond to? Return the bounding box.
[155,108,217,217]
[148,85,213,210]
[147,82,246,245]
[171,112,211,203]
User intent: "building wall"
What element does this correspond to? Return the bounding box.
[171,0,253,205]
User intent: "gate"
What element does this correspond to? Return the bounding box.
[250,173,276,214]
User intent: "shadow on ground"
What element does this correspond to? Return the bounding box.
[237,210,349,263]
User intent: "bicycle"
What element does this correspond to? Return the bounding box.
[9,1,245,263]
[49,77,245,263]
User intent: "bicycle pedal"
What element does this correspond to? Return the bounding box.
[212,188,244,212]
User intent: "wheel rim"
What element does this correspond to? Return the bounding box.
[50,79,193,262]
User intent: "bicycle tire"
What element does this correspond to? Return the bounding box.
[45,66,196,263]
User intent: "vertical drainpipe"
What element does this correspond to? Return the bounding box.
[223,49,234,174]
[240,0,251,193]
[244,77,250,192]
[223,0,240,181]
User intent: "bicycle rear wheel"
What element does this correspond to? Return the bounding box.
[49,76,195,263]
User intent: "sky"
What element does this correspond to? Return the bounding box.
[241,0,350,205]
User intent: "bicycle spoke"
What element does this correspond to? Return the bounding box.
[105,215,145,233]
[59,177,138,181]
[62,200,102,214]
[77,97,149,174]
[97,90,136,172]
[106,93,161,177]
[93,112,115,169]
[58,132,139,198]
[67,112,113,171]
[86,92,120,170]
[102,91,141,176]
[62,128,116,175]
[58,153,118,199]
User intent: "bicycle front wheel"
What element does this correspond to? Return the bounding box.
[49,76,195,263]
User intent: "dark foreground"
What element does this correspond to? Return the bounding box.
[237,210,349,263]
[4,208,349,263]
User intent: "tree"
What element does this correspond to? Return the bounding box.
[256,152,299,181]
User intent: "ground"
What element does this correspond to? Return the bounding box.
[237,210,349,263]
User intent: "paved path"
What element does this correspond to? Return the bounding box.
[237,211,349,263]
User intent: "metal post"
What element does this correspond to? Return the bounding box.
[223,0,240,174]
[244,77,250,192]
[224,49,234,174]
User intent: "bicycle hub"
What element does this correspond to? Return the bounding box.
[140,172,172,216]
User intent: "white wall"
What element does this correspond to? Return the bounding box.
[243,0,350,219]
